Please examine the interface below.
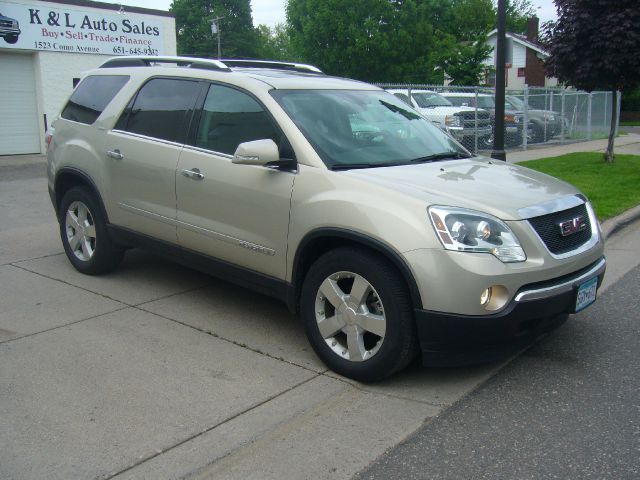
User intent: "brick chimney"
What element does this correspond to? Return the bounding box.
[526,16,539,42]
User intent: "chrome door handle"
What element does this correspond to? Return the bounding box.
[106,149,124,160]
[181,168,204,180]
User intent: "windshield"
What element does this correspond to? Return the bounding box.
[506,95,525,110]
[271,89,469,169]
[411,92,453,108]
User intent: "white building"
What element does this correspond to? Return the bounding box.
[483,17,558,90]
[0,0,176,156]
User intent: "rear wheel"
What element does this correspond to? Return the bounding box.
[59,187,123,275]
[4,34,19,44]
[301,247,418,382]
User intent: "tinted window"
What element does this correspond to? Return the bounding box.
[61,75,129,125]
[122,78,201,143]
[194,84,279,155]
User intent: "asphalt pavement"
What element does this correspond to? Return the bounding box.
[357,223,640,480]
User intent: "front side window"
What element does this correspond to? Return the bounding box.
[61,75,129,125]
[272,89,468,169]
[119,78,201,143]
[193,84,280,155]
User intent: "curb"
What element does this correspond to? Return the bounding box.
[601,204,640,240]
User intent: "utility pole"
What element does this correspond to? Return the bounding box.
[210,16,224,59]
[491,0,507,161]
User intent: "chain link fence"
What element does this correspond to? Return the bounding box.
[376,84,619,155]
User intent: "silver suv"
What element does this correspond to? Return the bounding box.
[47,56,605,382]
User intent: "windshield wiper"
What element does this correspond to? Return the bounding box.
[410,152,472,163]
[331,162,401,171]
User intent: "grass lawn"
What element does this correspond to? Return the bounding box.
[520,152,640,220]
[620,121,640,126]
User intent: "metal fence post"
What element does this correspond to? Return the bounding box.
[560,90,566,143]
[614,90,621,137]
[543,88,548,141]
[587,92,593,141]
[522,85,529,150]
[474,86,479,154]
[603,91,608,130]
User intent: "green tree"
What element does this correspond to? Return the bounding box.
[544,0,640,162]
[170,0,259,58]
[287,0,441,83]
[255,23,298,61]
[435,0,494,85]
[442,42,493,85]
[503,0,536,34]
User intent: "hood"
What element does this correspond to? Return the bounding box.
[417,106,473,115]
[344,157,580,220]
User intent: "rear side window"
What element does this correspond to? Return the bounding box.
[118,78,201,143]
[61,75,129,125]
[193,84,280,155]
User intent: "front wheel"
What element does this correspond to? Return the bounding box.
[300,247,418,382]
[3,34,19,44]
[59,186,123,275]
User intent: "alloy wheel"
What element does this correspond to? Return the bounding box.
[314,271,386,362]
[65,200,96,261]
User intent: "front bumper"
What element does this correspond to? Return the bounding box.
[449,125,493,140]
[415,256,606,366]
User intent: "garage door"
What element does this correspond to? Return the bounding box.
[0,53,41,155]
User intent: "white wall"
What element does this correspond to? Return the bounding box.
[0,0,177,153]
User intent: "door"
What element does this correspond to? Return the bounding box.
[0,52,40,155]
[104,77,201,244]
[176,83,295,279]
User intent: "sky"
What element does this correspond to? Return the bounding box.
[116,0,558,28]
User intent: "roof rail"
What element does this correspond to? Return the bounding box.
[219,59,323,74]
[99,56,231,72]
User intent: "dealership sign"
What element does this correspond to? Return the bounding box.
[0,1,164,55]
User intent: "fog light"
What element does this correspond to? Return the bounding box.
[480,288,492,306]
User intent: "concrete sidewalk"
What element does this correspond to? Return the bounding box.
[507,132,640,162]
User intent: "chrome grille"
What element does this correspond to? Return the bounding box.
[455,111,491,128]
[528,203,592,255]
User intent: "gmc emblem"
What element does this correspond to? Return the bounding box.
[559,216,587,237]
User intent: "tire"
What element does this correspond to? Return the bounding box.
[532,123,546,143]
[59,186,124,275]
[4,34,19,44]
[300,247,418,382]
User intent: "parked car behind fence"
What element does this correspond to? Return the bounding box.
[376,84,618,155]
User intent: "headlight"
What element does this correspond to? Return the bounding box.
[445,115,462,128]
[13,20,19,28]
[543,113,555,121]
[428,206,526,263]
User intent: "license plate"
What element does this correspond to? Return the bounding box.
[575,277,598,312]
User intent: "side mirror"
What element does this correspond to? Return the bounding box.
[232,139,280,166]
